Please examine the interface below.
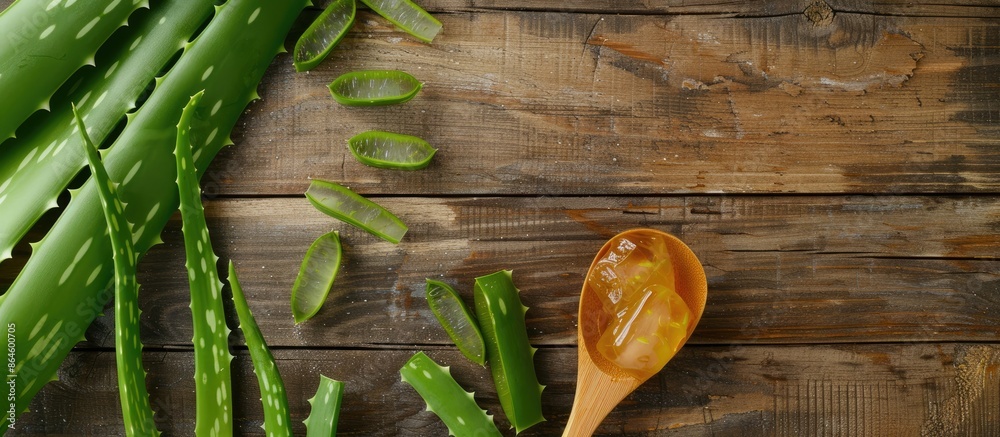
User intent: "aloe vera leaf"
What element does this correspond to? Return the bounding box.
[473,270,545,433]
[425,279,486,366]
[328,70,422,106]
[228,261,292,436]
[0,0,145,142]
[176,90,235,436]
[358,0,441,43]
[0,0,216,266]
[305,179,408,244]
[303,375,345,437]
[293,0,355,72]
[74,107,159,437]
[0,0,308,431]
[400,351,503,437]
[291,230,343,324]
[347,130,436,170]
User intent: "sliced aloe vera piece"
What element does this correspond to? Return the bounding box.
[229,262,292,436]
[348,130,436,170]
[305,179,408,244]
[294,0,356,72]
[400,352,502,437]
[359,0,442,43]
[474,270,545,434]
[291,230,343,324]
[303,375,345,437]
[426,279,486,366]
[328,70,422,106]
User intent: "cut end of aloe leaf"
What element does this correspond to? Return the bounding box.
[328,70,422,106]
[305,179,408,244]
[294,0,356,72]
[348,130,436,170]
[359,0,442,43]
[426,279,486,366]
[291,230,343,324]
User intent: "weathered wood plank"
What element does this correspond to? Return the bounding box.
[23,195,988,350]
[11,344,1000,435]
[220,11,1000,196]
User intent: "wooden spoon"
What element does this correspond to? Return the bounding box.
[563,228,708,437]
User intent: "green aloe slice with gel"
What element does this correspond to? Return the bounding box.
[360,0,442,43]
[426,279,486,365]
[306,179,408,244]
[328,70,422,106]
[290,230,343,324]
[294,0,356,72]
[348,130,437,170]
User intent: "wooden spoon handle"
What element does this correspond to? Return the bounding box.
[562,351,640,437]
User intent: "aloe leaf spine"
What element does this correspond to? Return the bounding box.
[474,270,545,434]
[228,261,292,436]
[0,0,216,266]
[400,351,502,437]
[74,107,159,436]
[0,0,308,431]
[0,0,146,142]
[303,375,345,437]
[176,90,235,436]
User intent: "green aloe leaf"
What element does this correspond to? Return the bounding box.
[303,375,345,437]
[400,351,502,437]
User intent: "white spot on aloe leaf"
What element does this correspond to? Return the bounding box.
[130,36,142,51]
[18,149,38,171]
[422,370,432,379]
[498,297,507,315]
[93,91,108,108]
[158,16,166,25]
[211,100,222,116]
[77,17,100,39]
[77,90,93,107]
[64,0,77,6]
[248,7,261,24]
[46,0,61,11]
[104,61,120,79]
[206,309,217,333]
[123,161,142,185]
[205,127,218,145]
[39,25,56,40]
[86,265,102,286]
[201,66,214,81]
[103,0,121,14]
[53,139,69,156]
[28,315,49,340]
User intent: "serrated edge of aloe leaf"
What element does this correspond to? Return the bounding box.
[175,90,235,436]
[303,374,345,437]
[290,230,343,324]
[358,0,442,43]
[425,279,486,366]
[305,179,408,244]
[327,70,422,106]
[473,270,545,434]
[294,0,357,72]
[74,106,160,437]
[229,261,292,436]
[347,130,437,170]
[400,351,502,437]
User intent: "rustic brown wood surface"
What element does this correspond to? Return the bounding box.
[2,0,999,435]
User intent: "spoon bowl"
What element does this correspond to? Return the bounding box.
[563,228,707,436]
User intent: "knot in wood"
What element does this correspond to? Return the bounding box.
[804,0,834,26]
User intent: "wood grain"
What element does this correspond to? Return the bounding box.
[216,9,1000,196]
[11,344,1000,436]
[2,0,999,434]
[37,195,991,351]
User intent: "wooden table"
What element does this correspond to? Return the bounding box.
[4,0,1000,435]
